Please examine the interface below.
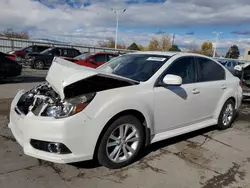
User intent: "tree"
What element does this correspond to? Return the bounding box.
[201,41,213,56]
[225,45,240,59]
[98,38,126,49]
[138,45,147,51]
[0,28,29,39]
[127,42,140,51]
[169,45,181,52]
[161,34,172,51]
[147,34,172,51]
[148,37,160,51]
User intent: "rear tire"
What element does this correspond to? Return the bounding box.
[34,60,44,70]
[97,115,145,169]
[217,99,235,130]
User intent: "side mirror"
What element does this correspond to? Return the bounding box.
[162,74,182,86]
[234,65,242,72]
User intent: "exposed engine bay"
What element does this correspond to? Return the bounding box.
[15,74,137,119]
[16,82,62,116]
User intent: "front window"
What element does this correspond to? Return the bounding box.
[164,57,196,84]
[40,48,53,54]
[75,53,93,60]
[23,46,33,53]
[97,54,171,81]
[93,54,106,62]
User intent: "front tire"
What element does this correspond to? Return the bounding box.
[217,99,235,130]
[97,115,145,169]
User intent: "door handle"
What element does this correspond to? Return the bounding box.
[221,85,227,90]
[192,88,200,94]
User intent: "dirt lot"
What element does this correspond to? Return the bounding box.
[1,69,250,188]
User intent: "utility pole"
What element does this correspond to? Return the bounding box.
[172,33,175,46]
[213,31,222,57]
[111,8,126,49]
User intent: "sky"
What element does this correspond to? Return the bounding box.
[1,0,250,55]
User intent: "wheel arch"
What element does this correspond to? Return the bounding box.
[93,109,151,160]
[214,94,237,120]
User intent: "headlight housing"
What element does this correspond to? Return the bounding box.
[29,56,35,61]
[45,93,96,119]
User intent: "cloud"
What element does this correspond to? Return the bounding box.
[1,0,250,54]
[2,0,250,32]
[231,31,250,35]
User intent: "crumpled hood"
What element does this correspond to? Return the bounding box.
[46,57,139,99]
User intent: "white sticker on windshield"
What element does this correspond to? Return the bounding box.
[146,57,166,61]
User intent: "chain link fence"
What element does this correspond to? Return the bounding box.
[0,37,135,54]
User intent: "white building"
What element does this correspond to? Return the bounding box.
[243,47,250,61]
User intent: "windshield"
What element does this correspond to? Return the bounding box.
[40,48,53,54]
[97,54,171,81]
[75,53,92,60]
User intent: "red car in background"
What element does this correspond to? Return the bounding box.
[62,52,119,68]
[8,45,50,60]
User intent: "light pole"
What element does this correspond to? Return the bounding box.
[111,8,126,49]
[212,31,222,57]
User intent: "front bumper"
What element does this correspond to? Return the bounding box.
[8,90,102,164]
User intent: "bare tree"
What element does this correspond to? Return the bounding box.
[98,38,126,49]
[0,29,29,39]
[147,34,172,51]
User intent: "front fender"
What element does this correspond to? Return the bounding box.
[84,90,155,132]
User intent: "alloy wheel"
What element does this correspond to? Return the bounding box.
[106,123,139,163]
[222,103,234,126]
[35,61,44,69]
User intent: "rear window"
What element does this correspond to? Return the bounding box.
[196,57,225,82]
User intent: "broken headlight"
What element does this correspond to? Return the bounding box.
[46,93,96,119]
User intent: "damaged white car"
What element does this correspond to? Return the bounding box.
[9,52,242,169]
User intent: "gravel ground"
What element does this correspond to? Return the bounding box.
[1,68,250,188]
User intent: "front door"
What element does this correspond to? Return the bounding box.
[153,56,203,133]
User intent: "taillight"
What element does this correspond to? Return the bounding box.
[239,80,242,88]
[6,55,16,61]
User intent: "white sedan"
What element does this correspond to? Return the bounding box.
[9,51,243,169]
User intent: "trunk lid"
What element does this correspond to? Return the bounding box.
[46,57,139,99]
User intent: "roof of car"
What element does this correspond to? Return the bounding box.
[94,52,119,55]
[130,51,179,56]
[130,51,217,58]
[53,47,79,50]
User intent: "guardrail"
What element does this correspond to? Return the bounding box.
[0,37,135,54]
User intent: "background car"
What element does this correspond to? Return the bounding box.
[25,47,81,69]
[233,63,250,98]
[0,51,22,79]
[63,52,119,68]
[8,45,50,61]
[215,58,243,75]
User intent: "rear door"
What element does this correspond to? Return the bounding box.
[66,49,78,57]
[195,57,227,119]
